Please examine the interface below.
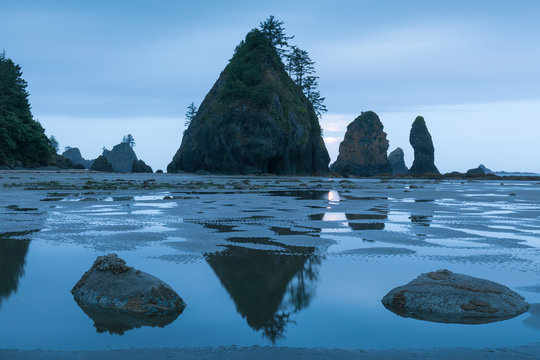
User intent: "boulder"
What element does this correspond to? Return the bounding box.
[167,29,329,175]
[90,155,113,172]
[103,142,138,173]
[330,111,392,176]
[132,159,153,173]
[388,147,408,175]
[71,254,186,332]
[61,147,93,169]
[382,269,529,324]
[408,116,439,175]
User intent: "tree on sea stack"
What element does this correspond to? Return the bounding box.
[167,27,329,175]
[122,134,135,147]
[184,102,197,128]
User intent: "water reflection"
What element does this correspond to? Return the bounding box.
[0,231,33,307]
[205,245,321,343]
[78,305,183,335]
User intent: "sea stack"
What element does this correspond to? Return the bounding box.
[103,142,138,173]
[408,116,439,175]
[61,147,93,169]
[167,30,329,175]
[330,111,392,176]
[388,147,408,175]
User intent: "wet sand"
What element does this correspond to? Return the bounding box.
[2,344,540,360]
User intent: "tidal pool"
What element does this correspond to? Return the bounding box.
[1,172,540,350]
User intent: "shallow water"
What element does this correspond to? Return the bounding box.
[1,172,540,350]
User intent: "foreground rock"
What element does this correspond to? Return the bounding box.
[90,155,113,172]
[167,29,329,175]
[330,111,392,176]
[103,142,138,173]
[408,116,440,175]
[132,159,153,173]
[382,269,529,324]
[388,147,408,175]
[71,254,186,333]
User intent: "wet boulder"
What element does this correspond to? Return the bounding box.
[382,269,529,324]
[409,116,439,175]
[71,254,186,328]
[388,147,408,175]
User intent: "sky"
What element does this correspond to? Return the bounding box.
[1,0,539,173]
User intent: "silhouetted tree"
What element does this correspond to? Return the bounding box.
[185,102,197,128]
[122,134,135,147]
[48,135,59,152]
[259,15,294,57]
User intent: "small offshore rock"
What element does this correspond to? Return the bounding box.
[71,254,186,332]
[90,155,113,172]
[388,147,408,175]
[382,269,529,324]
[132,159,153,173]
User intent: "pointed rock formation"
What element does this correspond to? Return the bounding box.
[102,142,138,173]
[388,147,408,175]
[330,111,391,176]
[132,160,153,173]
[409,116,439,175]
[91,155,113,172]
[61,147,93,169]
[167,30,329,175]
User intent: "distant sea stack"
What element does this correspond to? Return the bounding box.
[388,147,408,175]
[102,142,138,173]
[408,116,439,175]
[61,147,93,169]
[167,30,329,175]
[330,111,391,176]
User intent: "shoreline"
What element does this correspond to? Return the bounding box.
[2,344,540,360]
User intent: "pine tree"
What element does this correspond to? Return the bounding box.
[185,102,197,127]
[122,134,135,147]
[259,15,294,57]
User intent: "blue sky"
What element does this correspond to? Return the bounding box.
[1,0,539,172]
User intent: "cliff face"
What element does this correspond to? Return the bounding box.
[167,30,329,175]
[103,142,138,173]
[330,111,391,176]
[388,147,408,175]
[409,116,439,175]
[61,147,93,169]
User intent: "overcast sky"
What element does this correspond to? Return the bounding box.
[1,0,539,172]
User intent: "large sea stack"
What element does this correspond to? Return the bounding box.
[408,116,439,175]
[330,111,391,176]
[167,30,329,175]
